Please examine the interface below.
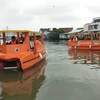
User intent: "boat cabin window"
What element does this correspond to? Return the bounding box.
[0,32,27,45]
[29,33,34,49]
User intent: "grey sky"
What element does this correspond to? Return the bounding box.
[0,0,100,31]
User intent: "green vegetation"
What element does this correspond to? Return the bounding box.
[48,28,64,40]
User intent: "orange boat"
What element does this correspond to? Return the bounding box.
[68,33,100,50]
[0,59,46,99]
[0,30,46,70]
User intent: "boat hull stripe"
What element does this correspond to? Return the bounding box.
[22,52,46,64]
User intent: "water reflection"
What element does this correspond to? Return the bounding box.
[68,49,100,68]
[0,60,46,100]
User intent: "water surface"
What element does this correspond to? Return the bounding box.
[0,40,100,100]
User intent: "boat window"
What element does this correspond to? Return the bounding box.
[20,33,25,44]
[6,32,18,44]
[6,36,11,44]
[30,33,34,49]
[94,25,97,29]
[0,34,3,45]
[36,35,42,43]
[0,32,26,45]
[0,33,12,45]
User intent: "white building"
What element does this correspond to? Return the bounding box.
[89,17,100,32]
[83,23,90,32]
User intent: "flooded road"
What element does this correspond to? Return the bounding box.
[1,40,100,100]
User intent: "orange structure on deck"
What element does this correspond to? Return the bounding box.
[68,33,100,50]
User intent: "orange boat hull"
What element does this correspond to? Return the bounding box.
[0,50,46,70]
[21,52,46,70]
[68,40,100,50]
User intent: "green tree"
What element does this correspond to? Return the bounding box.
[49,28,64,40]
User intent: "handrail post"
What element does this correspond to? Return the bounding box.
[3,32,6,45]
[17,32,20,44]
[84,34,86,40]
[41,34,44,46]
[24,32,30,51]
[90,34,94,44]
[33,33,37,54]
[98,34,100,43]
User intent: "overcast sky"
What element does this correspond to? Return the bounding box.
[0,0,100,31]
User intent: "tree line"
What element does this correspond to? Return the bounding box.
[48,28,64,40]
